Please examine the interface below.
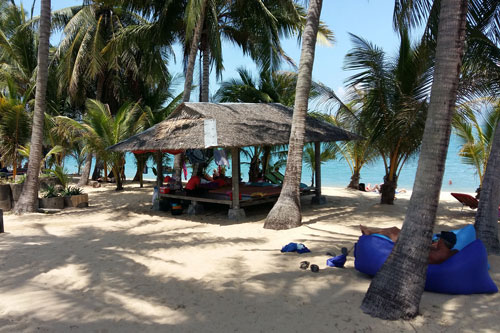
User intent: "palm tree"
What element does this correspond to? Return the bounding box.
[361,0,469,320]
[133,84,183,187]
[215,68,312,107]
[0,1,38,100]
[343,30,431,204]
[194,0,311,100]
[13,0,51,214]
[56,99,141,191]
[474,118,500,254]
[313,85,379,189]
[453,100,500,187]
[0,96,31,178]
[264,0,324,230]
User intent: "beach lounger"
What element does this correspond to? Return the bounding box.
[451,193,479,210]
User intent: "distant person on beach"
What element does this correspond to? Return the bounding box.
[359,225,458,264]
[365,183,382,192]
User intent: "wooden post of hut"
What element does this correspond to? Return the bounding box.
[311,141,326,205]
[228,147,245,220]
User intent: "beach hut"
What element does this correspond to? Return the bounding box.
[108,102,359,219]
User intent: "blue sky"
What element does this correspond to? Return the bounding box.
[25,0,402,102]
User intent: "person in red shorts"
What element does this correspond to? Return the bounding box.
[185,170,202,196]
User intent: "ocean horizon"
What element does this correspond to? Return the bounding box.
[62,134,479,194]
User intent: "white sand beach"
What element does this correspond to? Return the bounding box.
[0,183,498,332]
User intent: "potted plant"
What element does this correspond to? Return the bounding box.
[39,185,65,209]
[62,186,88,208]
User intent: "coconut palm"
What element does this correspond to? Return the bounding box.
[55,99,141,191]
[313,85,379,189]
[13,0,51,214]
[215,68,310,107]
[133,83,183,188]
[53,1,168,110]
[264,0,324,230]
[0,1,38,100]
[361,0,469,320]
[344,30,431,204]
[453,99,500,187]
[0,96,31,178]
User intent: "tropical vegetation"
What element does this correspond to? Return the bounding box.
[0,0,499,325]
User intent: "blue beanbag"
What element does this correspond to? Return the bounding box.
[354,235,498,294]
[425,239,497,294]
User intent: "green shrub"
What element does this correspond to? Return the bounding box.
[47,166,69,189]
[15,174,26,184]
[61,186,83,197]
[42,185,60,198]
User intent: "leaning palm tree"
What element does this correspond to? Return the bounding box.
[13,0,51,214]
[453,99,500,188]
[264,0,324,230]
[361,0,469,320]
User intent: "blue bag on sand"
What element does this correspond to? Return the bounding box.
[281,242,311,253]
[327,254,346,268]
[281,242,298,252]
[296,243,311,254]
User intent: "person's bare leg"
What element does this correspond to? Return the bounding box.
[359,225,401,242]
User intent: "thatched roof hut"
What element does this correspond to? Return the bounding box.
[109,102,359,151]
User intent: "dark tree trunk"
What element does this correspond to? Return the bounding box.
[380,175,397,204]
[474,120,500,254]
[361,0,468,320]
[113,166,123,191]
[13,0,51,214]
[91,158,102,181]
[78,153,92,187]
[348,170,360,189]
[264,0,323,230]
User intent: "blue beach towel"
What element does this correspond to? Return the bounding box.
[281,242,311,254]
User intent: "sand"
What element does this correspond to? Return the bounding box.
[0,182,498,332]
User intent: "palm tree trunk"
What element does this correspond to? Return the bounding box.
[182,0,207,104]
[380,174,397,204]
[474,120,500,254]
[361,0,468,320]
[12,156,17,180]
[264,0,323,230]
[113,166,123,191]
[13,0,51,214]
[348,169,360,189]
[174,0,208,184]
[78,153,92,187]
[201,34,210,102]
[91,157,101,180]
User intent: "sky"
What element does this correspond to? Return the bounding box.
[25,0,402,103]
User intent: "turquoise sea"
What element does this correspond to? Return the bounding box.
[62,134,479,194]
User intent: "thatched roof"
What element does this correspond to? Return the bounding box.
[109,103,360,151]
